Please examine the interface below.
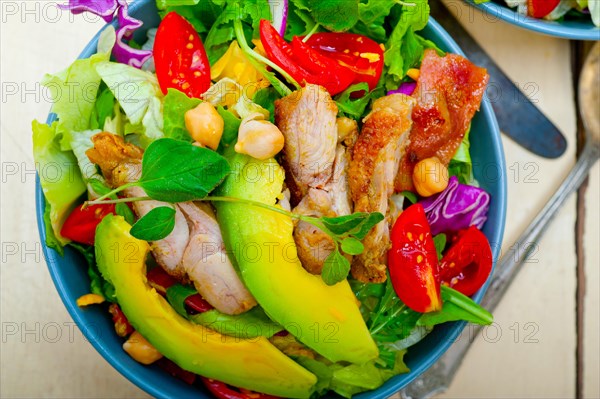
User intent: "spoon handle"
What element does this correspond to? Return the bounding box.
[400,143,600,399]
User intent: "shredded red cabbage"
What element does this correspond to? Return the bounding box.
[420,176,490,236]
[58,0,118,22]
[59,0,151,68]
[114,1,152,68]
[387,82,417,96]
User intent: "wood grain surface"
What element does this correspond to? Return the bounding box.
[0,1,597,398]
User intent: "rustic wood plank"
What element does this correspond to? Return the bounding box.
[583,163,600,399]
[438,1,578,397]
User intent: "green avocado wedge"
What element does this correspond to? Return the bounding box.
[214,152,379,364]
[95,214,316,398]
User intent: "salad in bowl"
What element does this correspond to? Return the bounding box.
[469,0,600,40]
[34,0,506,397]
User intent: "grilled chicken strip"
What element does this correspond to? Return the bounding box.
[348,94,416,283]
[275,84,338,205]
[179,202,257,314]
[275,85,354,274]
[87,133,256,314]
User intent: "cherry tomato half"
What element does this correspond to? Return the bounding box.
[305,32,384,91]
[154,12,211,98]
[146,267,213,313]
[60,203,116,245]
[527,0,560,18]
[259,20,355,95]
[388,203,442,313]
[439,226,493,296]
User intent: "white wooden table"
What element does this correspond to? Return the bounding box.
[1,1,598,397]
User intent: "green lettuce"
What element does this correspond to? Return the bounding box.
[383,0,430,89]
[163,88,201,142]
[95,61,164,147]
[42,27,115,151]
[70,243,116,302]
[448,125,477,186]
[32,120,87,246]
[296,350,409,398]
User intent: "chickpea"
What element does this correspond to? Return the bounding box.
[234,113,284,160]
[184,102,224,150]
[412,157,449,197]
[123,331,163,365]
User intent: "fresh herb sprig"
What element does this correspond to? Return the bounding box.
[86,138,384,285]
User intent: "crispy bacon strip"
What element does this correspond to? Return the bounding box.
[396,49,489,192]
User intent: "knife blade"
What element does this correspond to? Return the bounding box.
[430,1,568,159]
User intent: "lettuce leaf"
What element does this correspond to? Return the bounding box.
[70,129,103,182]
[448,124,476,185]
[42,26,114,150]
[32,120,87,246]
[69,242,116,302]
[95,61,164,147]
[163,88,201,142]
[383,0,430,89]
[203,0,271,64]
[296,350,410,398]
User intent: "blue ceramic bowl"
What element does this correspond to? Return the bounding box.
[36,0,507,397]
[465,0,600,40]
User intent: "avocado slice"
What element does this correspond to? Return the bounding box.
[95,214,316,398]
[214,152,379,364]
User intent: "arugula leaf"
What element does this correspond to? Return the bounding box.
[418,286,493,326]
[433,233,447,261]
[322,250,351,286]
[334,82,381,120]
[70,243,116,302]
[163,89,201,142]
[165,284,283,338]
[320,212,384,240]
[190,308,283,338]
[307,0,359,32]
[130,206,176,241]
[216,106,242,149]
[341,237,364,256]
[138,139,231,202]
[252,87,281,123]
[401,190,418,204]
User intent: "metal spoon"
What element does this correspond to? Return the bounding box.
[400,42,600,399]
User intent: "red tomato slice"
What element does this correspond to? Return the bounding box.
[201,377,280,399]
[154,12,211,98]
[260,19,314,86]
[60,203,116,246]
[439,226,493,296]
[290,37,355,95]
[527,0,561,18]
[388,203,442,313]
[305,32,384,91]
